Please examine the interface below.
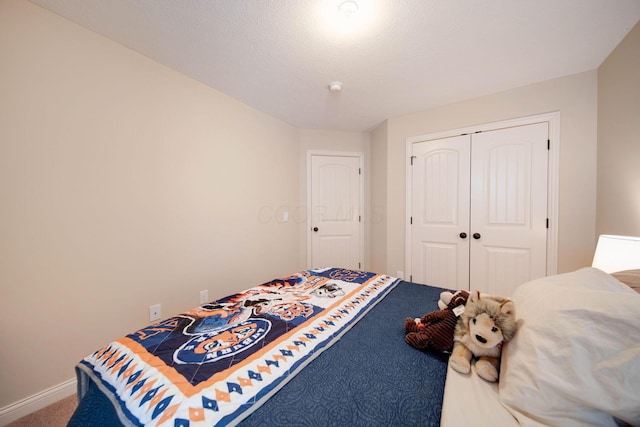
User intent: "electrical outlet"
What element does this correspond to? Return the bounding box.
[149,304,161,322]
[397,271,404,279]
[199,290,209,304]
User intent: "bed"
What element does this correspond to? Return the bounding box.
[69,267,450,426]
[69,266,640,427]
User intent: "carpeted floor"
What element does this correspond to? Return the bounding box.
[7,394,77,427]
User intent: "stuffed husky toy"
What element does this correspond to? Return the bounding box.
[449,290,517,382]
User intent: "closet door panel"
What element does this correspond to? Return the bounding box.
[470,123,549,294]
[411,135,470,289]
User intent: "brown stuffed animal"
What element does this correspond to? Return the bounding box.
[405,290,470,352]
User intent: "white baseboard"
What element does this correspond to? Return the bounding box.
[0,378,76,426]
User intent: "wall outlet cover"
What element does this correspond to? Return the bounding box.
[200,290,209,304]
[149,304,161,322]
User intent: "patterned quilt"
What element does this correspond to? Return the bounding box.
[76,268,399,427]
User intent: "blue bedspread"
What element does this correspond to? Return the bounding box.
[238,279,449,427]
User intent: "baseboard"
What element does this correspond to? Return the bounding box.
[0,378,76,426]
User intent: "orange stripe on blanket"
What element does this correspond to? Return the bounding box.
[155,403,179,426]
[146,388,168,413]
[189,407,205,422]
[237,377,253,387]
[215,388,231,403]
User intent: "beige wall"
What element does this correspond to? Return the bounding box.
[298,129,372,269]
[370,121,388,273]
[377,71,599,277]
[597,22,640,237]
[0,0,300,407]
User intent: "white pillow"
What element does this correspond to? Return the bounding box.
[499,268,640,427]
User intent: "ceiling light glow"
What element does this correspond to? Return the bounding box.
[339,1,358,18]
[319,0,376,37]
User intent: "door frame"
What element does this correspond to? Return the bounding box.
[306,150,365,269]
[404,112,560,282]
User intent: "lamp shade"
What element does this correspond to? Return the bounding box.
[592,235,640,273]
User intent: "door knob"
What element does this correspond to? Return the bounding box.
[459,232,467,239]
[473,233,481,239]
[313,227,319,232]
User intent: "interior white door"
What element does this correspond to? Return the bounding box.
[410,122,549,296]
[310,155,362,270]
[410,135,471,290]
[469,123,549,295]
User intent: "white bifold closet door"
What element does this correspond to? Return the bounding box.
[410,122,549,296]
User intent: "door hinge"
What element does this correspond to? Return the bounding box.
[410,216,413,225]
[410,155,417,165]
[359,215,361,222]
[409,275,413,282]
[358,262,361,269]
[548,139,550,150]
[359,167,361,175]
[546,218,549,229]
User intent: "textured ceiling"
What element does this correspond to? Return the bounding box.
[29,0,640,131]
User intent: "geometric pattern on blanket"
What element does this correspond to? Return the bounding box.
[76,268,399,427]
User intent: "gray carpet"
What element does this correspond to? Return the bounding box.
[6,394,77,427]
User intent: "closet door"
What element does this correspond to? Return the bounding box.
[469,123,549,295]
[409,122,549,296]
[410,135,471,290]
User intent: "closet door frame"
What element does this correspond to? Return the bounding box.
[405,111,560,283]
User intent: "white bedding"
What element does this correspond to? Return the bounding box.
[441,267,640,427]
[441,363,518,427]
